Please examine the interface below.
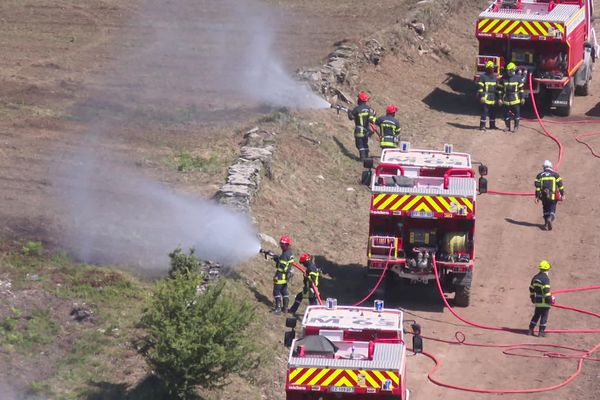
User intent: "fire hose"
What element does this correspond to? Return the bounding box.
[291,261,323,306]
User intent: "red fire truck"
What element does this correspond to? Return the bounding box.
[284,302,411,399]
[363,146,485,307]
[475,0,598,116]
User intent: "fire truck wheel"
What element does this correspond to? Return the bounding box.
[555,81,574,117]
[454,284,471,307]
[575,79,589,96]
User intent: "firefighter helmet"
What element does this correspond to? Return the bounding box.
[279,235,292,246]
[357,91,369,102]
[539,260,551,271]
[485,60,495,69]
[543,160,553,169]
[506,62,517,71]
[299,253,312,264]
[386,104,398,114]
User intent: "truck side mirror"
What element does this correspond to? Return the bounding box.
[478,177,488,194]
[285,317,297,329]
[284,330,295,348]
[361,170,372,186]
[412,335,423,354]
[478,164,488,176]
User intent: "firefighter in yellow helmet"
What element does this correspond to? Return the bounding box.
[528,260,555,337]
[477,60,500,131]
[498,62,525,132]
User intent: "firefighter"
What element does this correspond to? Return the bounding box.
[376,104,401,148]
[498,62,525,132]
[534,160,565,231]
[528,260,555,337]
[272,235,294,314]
[347,91,377,160]
[477,60,499,131]
[288,253,321,315]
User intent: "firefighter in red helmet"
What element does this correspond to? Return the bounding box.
[347,91,377,160]
[271,235,294,314]
[288,253,321,315]
[376,104,401,148]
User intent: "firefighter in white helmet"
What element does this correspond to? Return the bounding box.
[534,160,565,231]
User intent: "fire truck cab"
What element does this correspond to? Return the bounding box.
[285,302,410,399]
[364,145,483,307]
[475,0,598,116]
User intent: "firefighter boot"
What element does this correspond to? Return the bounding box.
[272,297,282,314]
[543,217,550,231]
[527,326,535,336]
[539,327,547,337]
[503,120,511,132]
[489,120,497,130]
[282,297,289,314]
[513,120,520,133]
[479,121,486,131]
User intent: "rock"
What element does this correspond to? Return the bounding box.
[218,184,254,197]
[240,146,274,162]
[346,187,356,192]
[333,88,352,103]
[70,303,93,322]
[410,22,426,35]
[227,173,258,187]
[259,233,278,246]
[245,127,259,135]
[438,43,452,55]
[317,175,325,180]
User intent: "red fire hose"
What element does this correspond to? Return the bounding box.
[291,261,323,305]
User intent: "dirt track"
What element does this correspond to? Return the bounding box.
[1,0,599,399]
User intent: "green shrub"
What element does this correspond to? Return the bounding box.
[168,247,202,277]
[139,274,258,399]
[22,241,43,256]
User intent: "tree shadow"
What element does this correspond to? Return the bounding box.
[505,217,544,230]
[314,255,445,313]
[332,136,360,161]
[422,73,479,116]
[84,375,175,400]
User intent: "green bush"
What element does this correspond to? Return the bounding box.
[139,273,258,399]
[22,241,43,256]
[168,247,202,277]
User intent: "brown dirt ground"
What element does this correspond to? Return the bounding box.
[1,0,600,399]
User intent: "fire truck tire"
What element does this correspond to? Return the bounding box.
[454,284,471,307]
[575,79,589,96]
[555,81,574,117]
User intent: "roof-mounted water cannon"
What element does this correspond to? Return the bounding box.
[400,141,410,152]
[444,143,454,154]
[325,297,338,310]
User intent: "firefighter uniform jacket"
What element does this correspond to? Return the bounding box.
[348,102,377,138]
[535,169,564,201]
[477,72,499,105]
[376,115,401,148]
[529,271,552,308]
[499,74,524,106]
[302,261,320,297]
[274,249,294,285]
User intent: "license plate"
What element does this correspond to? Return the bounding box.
[329,386,355,393]
[411,210,434,218]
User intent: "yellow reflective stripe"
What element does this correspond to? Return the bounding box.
[436,196,452,211]
[543,22,553,31]
[493,19,511,33]
[414,202,431,212]
[504,20,520,34]
[482,19,500,33]
[289,368,304,380]
[336,376,354,387]
[345,369,359,382]
[402,195,422,211]
[425,196,443,213]
[478,18,490,29]
[533,21,547,35]
[513,26,528,35]
[556,23,564,34]
[360,370,379,387]
[462,198,474,211]
[372,370,388,384]
[308,368,330,385]
[322,369,344,386]
[378,194,398,210]
[372,194,386,206]
[522,21,538,36]
[389,194,411,211]
[295,368,317,385]
[388,371,400,385]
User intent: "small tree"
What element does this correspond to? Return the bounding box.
[168,247,201,277]
[139,271,258,399]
